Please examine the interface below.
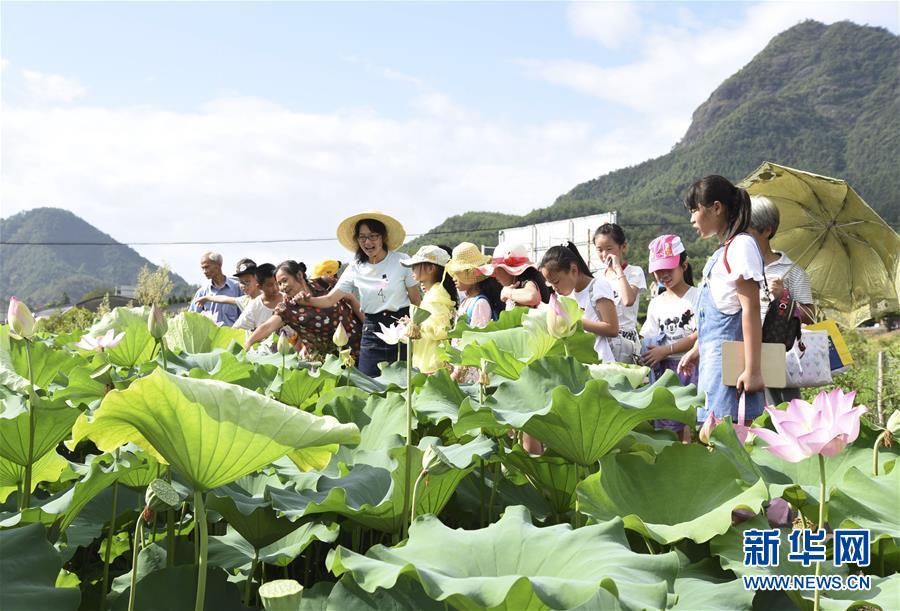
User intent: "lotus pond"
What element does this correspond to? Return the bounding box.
[0,305,897,611]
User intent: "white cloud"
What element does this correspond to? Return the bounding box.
[21,69,86,103]
[1,96,665,284]
[567,1,643,49]
[342,55,425,87]
[1,58,9,72]
[523,2,900,145]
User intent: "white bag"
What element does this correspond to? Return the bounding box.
[785,329,832,388]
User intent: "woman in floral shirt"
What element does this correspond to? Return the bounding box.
[244,260,362,361]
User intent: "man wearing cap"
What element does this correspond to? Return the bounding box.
[189,252,243,326]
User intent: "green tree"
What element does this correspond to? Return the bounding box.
[134,264,174,306]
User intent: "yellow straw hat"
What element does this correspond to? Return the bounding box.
[336,210,406,252]
[446,242,491,281]
[309,259,341,279]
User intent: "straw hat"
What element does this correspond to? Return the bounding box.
[400,245,451,268]
[336,210,406,252]
[483,242,535,276]
[309,259,341,279]
[446,242,491,281]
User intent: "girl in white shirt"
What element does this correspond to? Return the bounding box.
[593,223,647,363]
[677,176,765,424]
[539,242,618,362]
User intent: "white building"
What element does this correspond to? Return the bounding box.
[489,212,618,272]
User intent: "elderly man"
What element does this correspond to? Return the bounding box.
[189,252,242,326]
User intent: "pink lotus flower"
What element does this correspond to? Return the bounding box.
[7,297,36,340]
[76,329,125,352]
[698,412,720,444]
[750,389,867,463]
[546,293,579,339]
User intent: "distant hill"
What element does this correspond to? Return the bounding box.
[0,207,191,309]
[406,20,899,261]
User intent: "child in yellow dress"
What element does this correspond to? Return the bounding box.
[401,245,458,373]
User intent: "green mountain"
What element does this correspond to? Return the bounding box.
[0,207,191,309]
[406,20,899,262]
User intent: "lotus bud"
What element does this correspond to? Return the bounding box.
[7,297,36,340]
[420,444,452,476]
[698,412,720,445]
[148,304,168,340]
[277,333,293,356]
[332,324,349,348]
[546,293,575,339]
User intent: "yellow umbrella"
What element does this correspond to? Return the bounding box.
[739,162,899,327]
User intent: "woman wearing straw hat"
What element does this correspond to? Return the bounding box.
[482,243,551,310]
[295,211,421,376]
[446,242,503,327]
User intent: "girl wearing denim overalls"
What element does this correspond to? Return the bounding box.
[678,176,766,423]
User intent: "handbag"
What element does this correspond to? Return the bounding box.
[784,329,832,388]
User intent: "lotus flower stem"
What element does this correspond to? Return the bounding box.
[872,431,886,476]
[166,469,176,567]
[244,549,259,606]
[193,491,209,611]
[813,454,825,611]
[642,534,656,555]
[100,477,120,611]
[127,517,144,611]
[479,457,486,527]
[401,339,415,540]
[20,341,36,510]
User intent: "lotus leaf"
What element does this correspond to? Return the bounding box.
[827,466,899,543]
[207,474,301,549]
[71,369,360,491]
[164,311,246,354]
[0,324,30,393]
[110,565,249,611]
[274,368,335,409]
[0,396,81,466]
[208,522,339,571]
[328,506,679,611]
[326,575,446,610]
[578,443,769,544]
[90,307,157,368]
[670,559,753,610]
[0,451,67,502]
[488,358,699,464]
[502,446,579,518]
[9,337,85,389]
[0,522,81,611]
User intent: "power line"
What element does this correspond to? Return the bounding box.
[0,220,695,247]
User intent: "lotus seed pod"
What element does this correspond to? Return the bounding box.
[259,579,304,611]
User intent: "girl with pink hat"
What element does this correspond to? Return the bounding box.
[482,243,550,310]
[639,234,699,386]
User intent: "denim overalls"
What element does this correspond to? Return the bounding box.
[696,245,765,423]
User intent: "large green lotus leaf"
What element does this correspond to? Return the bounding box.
[90,306,157,368]
[747,420,897,511]
[578,443,768,544]
[0,451,67,502]
[710,515,849,579]
[458,338,527,380]
[326,574,445,610]
[587,362,650,389]
[270,437,491,533]
[208,522,339,571]
[453,396,513,438]
[670,559,753,610]
[827,466,899,543]
[0,395,81,466]
[207,474,301,550]
[489,358,699,465]
[163,310,245,354]
[71,369,360,490]
[110,565,249,611]
[8,337,85,390]
[356,393,407,452]
[328,505,679,611]
[186,351,255,385]
[449,307,525,339]
[502,446,579,518]
[0,324,30,393]
[414,368,480,425]
[53,365,107,405]
[272,367,336,409]
[0,523,81,611]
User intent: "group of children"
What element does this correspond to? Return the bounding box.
[400,173,772,426]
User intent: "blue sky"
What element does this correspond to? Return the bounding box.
[2,1,897,284]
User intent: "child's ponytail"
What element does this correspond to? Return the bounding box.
[683,175,751,241]
[540,241,593,277]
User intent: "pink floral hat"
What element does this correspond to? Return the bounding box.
[480,243,535,276]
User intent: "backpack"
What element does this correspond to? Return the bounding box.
[722,236,802,350]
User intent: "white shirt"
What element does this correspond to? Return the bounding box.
[234,296,275,331]
[707,234,765,315]
[640,286,699,360]
[335,250,418,314]
[759,252,814,322]
[235,294,252,311]
[572,277,616,363]
[602,264,646,333]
